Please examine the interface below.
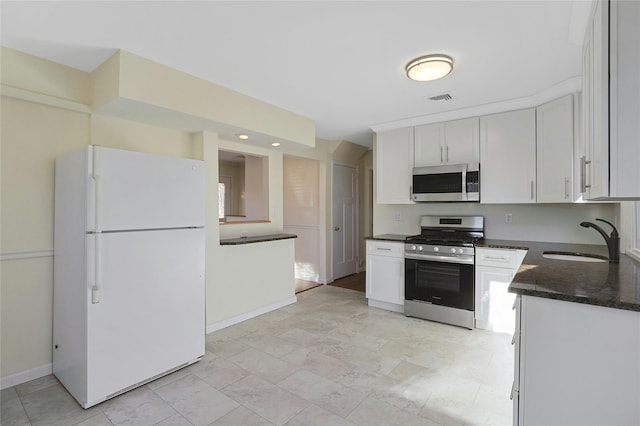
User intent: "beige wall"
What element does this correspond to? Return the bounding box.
[93,51,316,148]
[1,97,90,378]
[0,48,301,385]
[219,160,244,216]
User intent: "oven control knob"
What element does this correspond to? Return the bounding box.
[418,246,424,251]
[450,248,456,254]
[457,248,464,254]
[411,245,417,251]
[433,246,439,252]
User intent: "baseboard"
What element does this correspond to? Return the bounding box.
[206,296,297,334]
[368,299,404,313]
[0,363,53,390]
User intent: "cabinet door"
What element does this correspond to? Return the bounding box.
[589,0,610,200]
[375,128,414,204]
[480,108,537,203]
[521,296,640,424]
[444,117,480,164]
[474,265,516,333]
[609,0,640,198]
[366,255,404,305]
[581,26,593,199]
[536,95,574,203]
[414,123,444,167]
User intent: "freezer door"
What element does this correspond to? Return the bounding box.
[85,229,205,406]
[87,146,205,231]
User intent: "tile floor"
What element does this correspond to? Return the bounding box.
[1,285,514,426]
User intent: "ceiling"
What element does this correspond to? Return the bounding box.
[1,1,591,148]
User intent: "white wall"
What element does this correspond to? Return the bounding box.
[374,202,620,245]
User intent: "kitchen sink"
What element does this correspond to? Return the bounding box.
[542,251,607,263]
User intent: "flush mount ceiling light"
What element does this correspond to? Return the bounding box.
[405,54,454,82]
[271,142,281,147]
[237,133,249,140]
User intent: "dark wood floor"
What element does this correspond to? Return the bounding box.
[329,271,365,292]
[295,271,366,294]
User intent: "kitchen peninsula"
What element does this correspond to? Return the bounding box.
[492,240,640,425]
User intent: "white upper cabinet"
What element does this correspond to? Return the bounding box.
[414,117,479,167]
[536,95,575,203]
[480,108,537,203]
[375,127,414,204]
[582,0,640,200]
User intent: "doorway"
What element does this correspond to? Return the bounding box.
[332,162,358,280]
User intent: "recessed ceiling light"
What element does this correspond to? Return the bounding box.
[237,133,249,140]
[405,54,454,82]
[271,142,281,147]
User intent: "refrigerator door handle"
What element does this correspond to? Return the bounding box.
[92,233,102,304]
[93,147,102,232]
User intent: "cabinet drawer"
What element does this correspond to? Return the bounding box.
[366,240,404,258]
[476,248,523,269]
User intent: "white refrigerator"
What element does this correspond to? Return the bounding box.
[53,146,206,408]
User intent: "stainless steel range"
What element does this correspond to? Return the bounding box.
[404,215,484,329]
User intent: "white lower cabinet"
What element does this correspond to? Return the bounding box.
[365,240,404,313]
[474,248,525,333]
[514,295,640,425]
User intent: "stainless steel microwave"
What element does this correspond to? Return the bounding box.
[411,163,480,202]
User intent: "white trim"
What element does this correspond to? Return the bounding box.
[0,363,53,390]
[205,296,297,334]
[628,248,640,263]
[0,84,91,114]
[0,249,54,261]
[368,299,404,314]
[370,76,582,133]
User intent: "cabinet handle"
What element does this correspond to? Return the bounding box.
[530,180,534,201]
[580,156,591,192]
[440,146,444,163]
[445,146,449,163]
[377,248,391,251]
[484,255,509,260]
[564,178,570,199]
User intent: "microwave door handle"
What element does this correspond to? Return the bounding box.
[461,164,467,200]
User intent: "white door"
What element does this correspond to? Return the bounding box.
[86,228,205,405]
[88,146,205,231]
[332,163,357,280]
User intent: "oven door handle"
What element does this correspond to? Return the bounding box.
[405,254,475,265]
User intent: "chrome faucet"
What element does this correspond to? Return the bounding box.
[580,218,620,263]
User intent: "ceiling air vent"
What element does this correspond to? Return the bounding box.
[428,93,453,101]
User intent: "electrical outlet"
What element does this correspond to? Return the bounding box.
[240,231,248,238]
[393,212,402,221]
[505,213,513,224]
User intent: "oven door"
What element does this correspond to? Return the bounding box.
[405,257,474,311]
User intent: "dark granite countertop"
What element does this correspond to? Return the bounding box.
[366,234,410,242]
[478,239,640,312]
[220,233,297,246]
